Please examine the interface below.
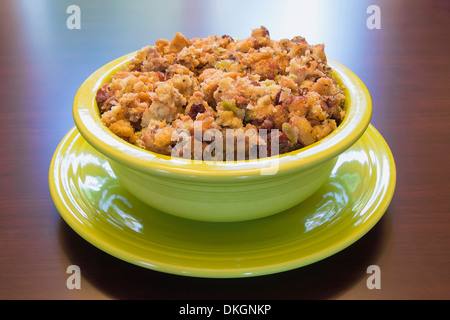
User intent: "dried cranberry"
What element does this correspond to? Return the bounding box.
[260,26,270,37]
[157,72,166,81]
[235,96,250,108]
[265,131,290,156]
[221,35,234,42]
[95,87,109,105]
[260,118,274,130]
[274,89,282,106]
[188,103,206,120]
[278,132,289,144]
[269,131,292,155]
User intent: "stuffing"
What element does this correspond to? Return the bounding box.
[96,26,345,160]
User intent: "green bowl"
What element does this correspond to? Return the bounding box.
[73,52,372,222]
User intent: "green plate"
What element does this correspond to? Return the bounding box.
[49,124,396,278]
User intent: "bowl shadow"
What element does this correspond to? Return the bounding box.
[58,207,390,300]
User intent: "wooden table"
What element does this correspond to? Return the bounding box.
[1,0,449,300]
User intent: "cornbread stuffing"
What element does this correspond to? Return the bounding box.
[96,26,345,160]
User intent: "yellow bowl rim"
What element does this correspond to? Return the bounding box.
[73,52,372,180]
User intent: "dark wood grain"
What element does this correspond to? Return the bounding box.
[1,0,449,300]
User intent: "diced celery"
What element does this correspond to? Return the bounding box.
[222,100,245,119]
[215,60,233,71]
[244,109,255,122]
[282,123,298,143]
